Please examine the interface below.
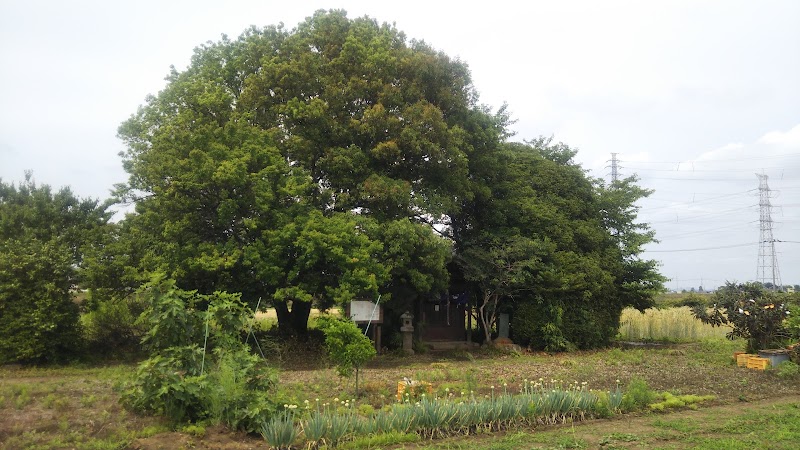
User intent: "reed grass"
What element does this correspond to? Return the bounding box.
[618,306,728,342]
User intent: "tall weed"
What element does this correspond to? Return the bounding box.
[619,307,727,342]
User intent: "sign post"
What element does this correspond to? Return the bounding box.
[346,300,383,353]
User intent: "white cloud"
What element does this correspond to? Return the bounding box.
[693,143,745,163]
[757,124,800,148]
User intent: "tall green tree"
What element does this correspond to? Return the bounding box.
[452,139,664,349]
[116,10,490,334]
[115,10,663,345]
[0,174,110,363]
[596,175,667,311]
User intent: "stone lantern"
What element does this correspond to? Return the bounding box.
[400,311,414,355]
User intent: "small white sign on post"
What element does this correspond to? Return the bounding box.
[349,300,382,323]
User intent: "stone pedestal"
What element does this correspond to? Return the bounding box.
[400,311,414,355]
[498,313,510,339]
[490,313,521,350]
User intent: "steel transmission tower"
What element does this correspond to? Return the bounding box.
[609,153,619,183]
[756,174,781,290]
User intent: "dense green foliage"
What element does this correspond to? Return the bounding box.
[0,174,110,363]
[80,294,148,356]
[0,237,81,363]
[121,276,279,431]
[457,139,664,349]
[108,9,662,349]
[692,282,791,352]
[114,10,470,334]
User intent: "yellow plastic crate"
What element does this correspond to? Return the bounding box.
[736,353,757,367]
[746,357,770,370]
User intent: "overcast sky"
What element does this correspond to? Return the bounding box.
[1,0,798,290]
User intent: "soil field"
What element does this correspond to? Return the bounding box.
[2,339,799,449]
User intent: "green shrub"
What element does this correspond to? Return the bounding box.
[206,347,278,432]
[81,295,147,355]
[592,391,614,418]
[511,300,574,351]
[677,293,708,308]
[785,303,800,347]
[120,277,279,431]
[790,346,800,365]
[692,282,790,352]
[775,361,800,379]
[137,275,203,352]
[316,315,376,397]
[0,238,83,364]
[621,377,656,412]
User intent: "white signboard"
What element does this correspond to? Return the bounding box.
[349,300,381,323]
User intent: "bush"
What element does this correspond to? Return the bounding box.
[511,299,573,351]
[81,295,147,355]
[692,282,790,353]
[785,303,800,343]
[0,238,83,364]
[620,377,656,412]
[775,361,800,379]
[121,276,279,431]
[676,293,712,308]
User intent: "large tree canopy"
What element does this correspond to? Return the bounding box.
[115,9,663,344]
[115,10,483,334]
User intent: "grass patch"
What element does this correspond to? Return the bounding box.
[0,364,168,450]
[2,336,799,449]
[649,392,715,412]
[338,431,419,449]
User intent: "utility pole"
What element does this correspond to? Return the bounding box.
[756,174,781,290]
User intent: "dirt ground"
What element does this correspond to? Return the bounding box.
[3,342,799,449]
[127,395,800,449]
[127,342,800,449]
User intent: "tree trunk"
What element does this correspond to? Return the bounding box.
[274,300,313,337]
[478,292,498,345]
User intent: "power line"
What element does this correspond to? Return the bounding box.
[645,242,758,253]
[619,153,800,165]
[656,222,756,240]
[624,166,788,173]
[647,205,758,225]
[640,176,791,182]
[641,189,756,211]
